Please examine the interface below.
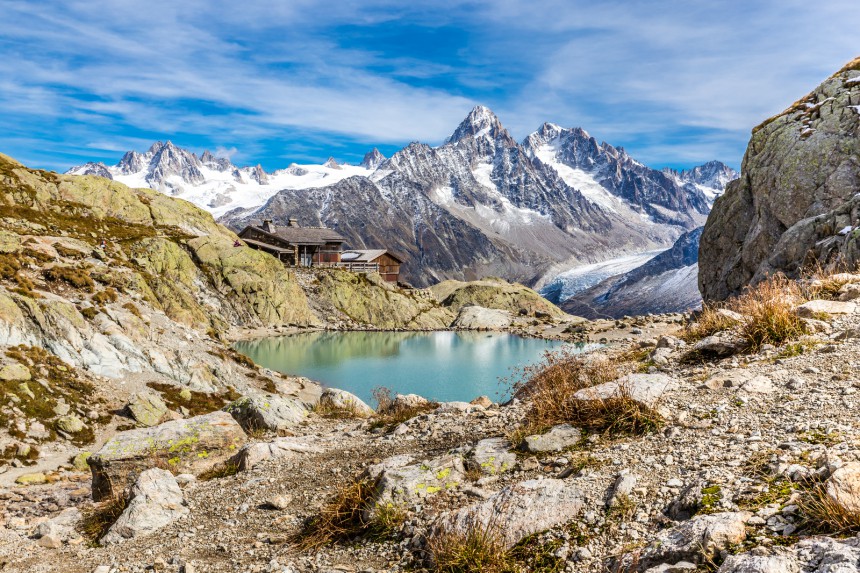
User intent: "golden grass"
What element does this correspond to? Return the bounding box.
[78,494,128,543]
[511,350,662,439]
[684,273,809,354]
[799,483,860,535]
[198,460,240,481]
[369,386,438,430]
[295,478,405,549]
[428,523,513,573]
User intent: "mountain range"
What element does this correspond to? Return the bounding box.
[68,106,736,288]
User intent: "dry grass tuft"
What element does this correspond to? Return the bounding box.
[427,523,513,573]
[511,350,661,439]
[731,274,807,351]
[683,274,808,353]
[369,387,438,431]
[681,305,739,343]
[295,478,405,550]
[198,461,240,481]
[799,483,860,535]
[78,494,128,543]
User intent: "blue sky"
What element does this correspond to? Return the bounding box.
[1,0,858,172]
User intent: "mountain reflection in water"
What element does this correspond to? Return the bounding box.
[235,331,596,404]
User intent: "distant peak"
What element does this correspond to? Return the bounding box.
[324,157,341,170]
[446,105,510,144]
[361,148,386,169]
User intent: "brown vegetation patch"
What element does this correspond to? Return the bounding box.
[78,494,128,543]
[146,382,241,417]
[43,265,95,292]
[369,386,439,431]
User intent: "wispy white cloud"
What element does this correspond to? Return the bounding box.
[0,0,857,171]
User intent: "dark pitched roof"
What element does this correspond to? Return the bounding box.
[245,224,346,245]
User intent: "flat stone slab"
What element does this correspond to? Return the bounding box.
[366,453,467,505]
[89,411,246,500]
[795,299,857,318]
[434,479,583,549]
[230,436,325,471]
[573,373,679,409]
[469,437,516,475]
[522,424,582,453]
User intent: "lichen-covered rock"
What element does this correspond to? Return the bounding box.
[319,388,374,417]
[224,393,307,432]
[101,468,188,545]
[522,424,582,453]
[56,414,85,434]
[0,362,30,381]
[365,453,467,505]
[433,479,583,550]
[126,392,168,427]
[430,278,566,318]
[312,268,454,329]
[451,305,512,330]
[88,411,246,500]
[700,58,860,301]
[468,437,516,476]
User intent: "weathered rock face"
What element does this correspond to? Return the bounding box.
[700,58,860,301]
[101,468,188,545]
[451,305,512,330]
[224,393,307,432]
[88,411,246,500]
[430,277,566,318]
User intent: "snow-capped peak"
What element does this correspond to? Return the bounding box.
[446,105,510,144]
[360,148,386,170]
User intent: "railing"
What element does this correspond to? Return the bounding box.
[315,262,381,273]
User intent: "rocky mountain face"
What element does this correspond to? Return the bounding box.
[700,57,860,301]
[69,106,733,289]
[221,107,732,287]
[562,227,703,318]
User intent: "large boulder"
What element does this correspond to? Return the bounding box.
[126,391,168,427]
[366,453,468,505]
[825,461,860,514]
[224,393,307,432]
[88,411,246,500]
[521,424,582,453]
[451,305,512,330]
[229,436,325,471]
[433,479,583,549]
[101,468,188,545]
[319,388,374,418]
[700,58,860,301]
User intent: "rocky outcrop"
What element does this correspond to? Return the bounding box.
[224,393,307,432]
[88,411,246,500]
[451,306,512,330]
[430,277,566,318]
[700,57,860,301]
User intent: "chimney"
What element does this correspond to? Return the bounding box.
[288,218,299,228]
[263,219,276,233]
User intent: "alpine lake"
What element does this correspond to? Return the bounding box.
[234,330,597,405]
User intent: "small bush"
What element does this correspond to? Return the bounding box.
[295,478,404,549]
[369,386,438,430]
[43,265,95,292]
[427,523,512,573]
[54,244,87,259]
[511,350,659,438]
[78,494,128,542]
[198,461,240,481]
[92,288,118,306]
[799,483,860,534]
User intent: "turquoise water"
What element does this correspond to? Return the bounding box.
[234,331,593,404]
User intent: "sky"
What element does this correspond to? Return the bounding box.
[1,0,858,173]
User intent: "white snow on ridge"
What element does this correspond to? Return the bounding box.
[533,143,619,212]
[111,162,372,218]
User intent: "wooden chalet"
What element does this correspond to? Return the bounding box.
[340,249,404,282]
[239,219,346,267]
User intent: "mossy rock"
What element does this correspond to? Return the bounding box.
[0,363,31,382]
